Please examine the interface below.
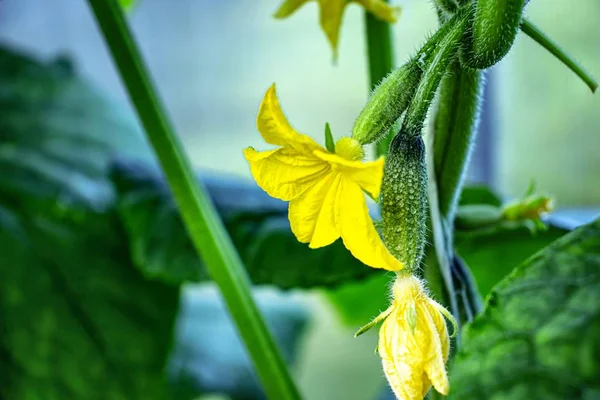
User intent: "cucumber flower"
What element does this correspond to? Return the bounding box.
[274,0,400,58]
[243,84,404,271]
[357,274,456,399]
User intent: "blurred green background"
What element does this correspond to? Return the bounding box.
[0,0,598,399]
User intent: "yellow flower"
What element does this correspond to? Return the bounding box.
[243,84,404,271]
[358,274,456,400]
[273,0,400,58]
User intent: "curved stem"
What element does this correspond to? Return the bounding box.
[404,7,472,136]
[521,19,598,93]
[85,1,302,399]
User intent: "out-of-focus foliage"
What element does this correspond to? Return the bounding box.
[450,217,600,399]
[456,225,567,296]
[0,46,178,400]
[0,48,145,209]
[457,185,502,208]
[455,185,568,296]
[0,214,179,400]
[326,273,391,326]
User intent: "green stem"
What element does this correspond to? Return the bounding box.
[85,1,302,399]
[403,7,471,136]
[428,55,484,336]
[420,5,477,346]
[425,135,461,342]
[434,61,483,221]
[363,6,395,156]
[521,19,598,93]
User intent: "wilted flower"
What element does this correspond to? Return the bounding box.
[357,274,456,400]
[244,84,404,271]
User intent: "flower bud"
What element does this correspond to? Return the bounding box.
[461,0,526,69]
[502,189,553,235]
[352,61,421,146]
[381,134,428,270]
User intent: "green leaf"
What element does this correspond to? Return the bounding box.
[111,161,375,289]
[0,210,179,400]
[456,224,567,296]
[0,45,148,210]
[458,185,502,207]
[449,217,600,399]
[324,122,335,153]
[0,44,178,400]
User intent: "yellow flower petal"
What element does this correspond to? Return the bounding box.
[379,308,425,400]
[420,304,450,396]
[338,177,404,270]
[354,0,400,23]
[315,150,385,198]
[244,147,330,201]
[426,300,450,361]
[288,172,341,246]
[257,84,323,154]
[273,0,310,18]
[318,0,345,55]
[421,373,433,399]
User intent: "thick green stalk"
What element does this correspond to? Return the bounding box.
[434,61,483,221]
[85,1,301,399]
[425,134,461,340]
[521,19,598,93]
[428,36,484,336]
[403,8,471,136]
[363,6,395,156]
[420,4,477,343]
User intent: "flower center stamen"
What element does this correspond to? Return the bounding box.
[335,137,365,161]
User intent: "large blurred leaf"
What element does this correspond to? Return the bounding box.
[0,45,178,399]
[111,160,374,288]
[458,185,502,207]
[456,225,567,296]
[0,45,147,211]
[325,273,392,326]
[0,206,179,399]
[449,217,600,399]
